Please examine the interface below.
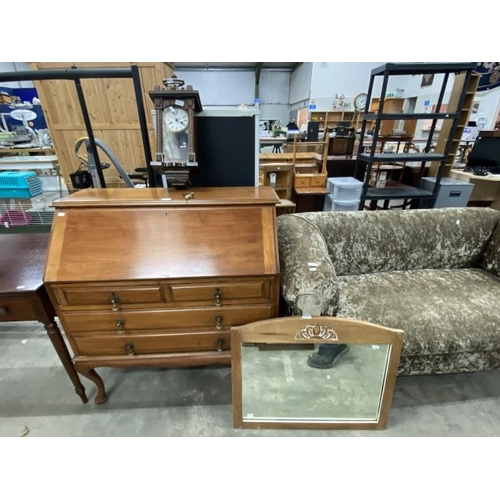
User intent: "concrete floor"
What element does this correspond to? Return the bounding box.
[1,321,500,437]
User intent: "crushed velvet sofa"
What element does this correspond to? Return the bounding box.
[277,207,500,375]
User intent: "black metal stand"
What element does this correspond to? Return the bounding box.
[354,62,476,210]
[0,66,154,188]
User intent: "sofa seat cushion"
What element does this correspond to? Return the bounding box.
[335,268,500,358]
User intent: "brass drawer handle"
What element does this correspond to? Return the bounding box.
[110,293,120,311]
[217,339,225,352]
[116,318,125,334]
[215,315,223,330]
[214,288,222,306]
[0,307,6,316]
[125,343,135,356]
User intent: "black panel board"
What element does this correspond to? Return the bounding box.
[190,116,256,187]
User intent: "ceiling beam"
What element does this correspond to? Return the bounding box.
[173,62,299,72]
[255,62,263,100]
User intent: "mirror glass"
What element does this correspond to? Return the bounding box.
[241,342,391,423]
[231,316,403,429]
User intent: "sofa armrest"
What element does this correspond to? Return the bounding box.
[481,220,500,277]
[277,215,339,315]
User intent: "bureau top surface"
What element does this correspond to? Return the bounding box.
[45,188,279,283]
[0,233,49,294]
[51,186,279,208]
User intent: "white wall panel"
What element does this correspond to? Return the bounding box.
[311,62,385,98]
[259,70,290,104]
[259,104,289,123]
[176,70,255,106]
[176,68,292,109]
[290,62,312,105]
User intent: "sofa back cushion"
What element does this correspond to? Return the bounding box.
[295,208,500,276]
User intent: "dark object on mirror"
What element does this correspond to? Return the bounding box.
[307,343,350,369]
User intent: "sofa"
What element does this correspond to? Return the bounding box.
[277,207,500,375]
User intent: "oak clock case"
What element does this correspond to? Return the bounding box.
[149,78,203,189]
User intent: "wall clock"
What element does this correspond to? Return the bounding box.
[353,92,368,113]
[352,92,368,130]
[149,78,202,189]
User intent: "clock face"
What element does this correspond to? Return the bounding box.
[164,106,189,133]
[354,93,368,112]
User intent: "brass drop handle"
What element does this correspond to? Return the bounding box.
[215,315,223,330]
[217,339,225,352]
[214,288,222,306]
[0,307,6,316]
[125,343,135,356]
[116,318,125,334]
[110,293,120,311]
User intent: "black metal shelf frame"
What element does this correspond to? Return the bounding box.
[0,66,155,187]
[354,62,476,209]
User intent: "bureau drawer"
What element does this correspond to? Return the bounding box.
[61,304,274,334]
[0,297,39,322]
[168,279,272,305]
[54,285,164,308]
[72,331,230,356]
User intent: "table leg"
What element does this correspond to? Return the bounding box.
[44,320,88,403]
[75,362,108,405]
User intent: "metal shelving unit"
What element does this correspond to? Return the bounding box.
[354,62,477,209]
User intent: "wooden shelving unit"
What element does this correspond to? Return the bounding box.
[429,72,480,177]
[309,110,356,131]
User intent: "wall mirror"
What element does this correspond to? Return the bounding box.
[231,316,403,430]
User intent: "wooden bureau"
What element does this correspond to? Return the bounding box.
[44,186,280,403]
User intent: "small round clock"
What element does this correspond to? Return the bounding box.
[164,106,189,133]
[353,92,368,112]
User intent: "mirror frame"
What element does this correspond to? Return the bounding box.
[231,316,403,430]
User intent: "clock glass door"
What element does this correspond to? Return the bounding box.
[163,105,189,164]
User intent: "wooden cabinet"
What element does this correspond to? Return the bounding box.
[44,186,280,403]
[259,163,294,201]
